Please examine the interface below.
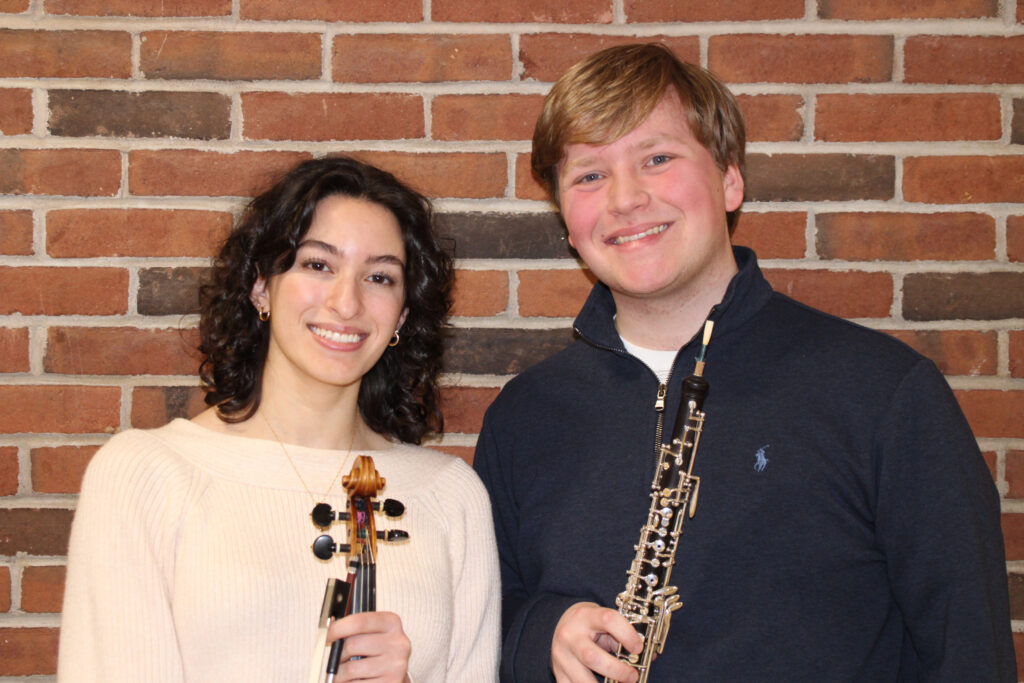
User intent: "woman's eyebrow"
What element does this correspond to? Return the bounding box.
[298,239,405,267]
[296,238,338,255]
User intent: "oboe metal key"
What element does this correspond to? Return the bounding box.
[604,320,713,683]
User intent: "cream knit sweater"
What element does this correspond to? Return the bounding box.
[58,419,500,682]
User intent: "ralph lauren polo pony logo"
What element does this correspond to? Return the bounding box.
[754,444,770,472]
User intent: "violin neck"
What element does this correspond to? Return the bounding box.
[349,554,376,613]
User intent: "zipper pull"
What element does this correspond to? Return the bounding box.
[654,383,667,412]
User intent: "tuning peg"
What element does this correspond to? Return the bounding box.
[376,529,409,543]
[311,503,350,530]
[375,498,405,517]
[312,534,351,560]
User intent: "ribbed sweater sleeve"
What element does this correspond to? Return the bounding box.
[432,458,502,680]
[58,429,202,682]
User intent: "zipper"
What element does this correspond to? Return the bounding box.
[652,383,667,461]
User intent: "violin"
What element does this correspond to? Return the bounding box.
[308,456,408,683]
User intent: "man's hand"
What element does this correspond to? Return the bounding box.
[551,602,643,683]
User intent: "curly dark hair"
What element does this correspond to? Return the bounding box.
[198,156,453,444]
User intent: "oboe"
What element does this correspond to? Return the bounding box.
[604,321,713,683]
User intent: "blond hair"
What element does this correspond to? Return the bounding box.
[531,43,746,230]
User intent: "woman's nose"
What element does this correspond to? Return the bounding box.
[326,276,362,318]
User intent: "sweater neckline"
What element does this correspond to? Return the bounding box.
[152,418,407,497]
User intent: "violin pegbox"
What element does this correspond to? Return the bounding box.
[310,455,409,561]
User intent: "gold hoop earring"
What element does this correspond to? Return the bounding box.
[258,309,270,322]
[388,331,400,347]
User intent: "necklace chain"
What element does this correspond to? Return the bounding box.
[261,412,355,505]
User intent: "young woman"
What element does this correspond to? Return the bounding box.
[58,157,500,682]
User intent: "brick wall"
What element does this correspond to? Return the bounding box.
[1,0,1022,677]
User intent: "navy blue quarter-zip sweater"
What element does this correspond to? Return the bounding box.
[474,247,1014,682]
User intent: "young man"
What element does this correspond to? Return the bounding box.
[473,44,1014,682]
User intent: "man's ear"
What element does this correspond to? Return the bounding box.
[723,164,745,213]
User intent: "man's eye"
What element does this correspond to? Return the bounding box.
[579,172,602,184]
[649,154,671,166]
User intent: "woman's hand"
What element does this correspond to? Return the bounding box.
[326,611,411,683]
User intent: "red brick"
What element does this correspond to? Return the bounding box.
[516,153,548,201]
[49,90,230,140]
[433,95,546,141]
[21,566,65,613]
[0,267,127,315]
[356,152,508,199]
[433,0,613,23]
[46,0,230,15]
[520,35,699,83]
[0,29,130,78]
[45,327,200,376]
[955,390,1024,439]
[0,627,59,676]
[141,32,320,80]
[1007,451,1024,498]
[820,0,997,18]
[737,94,804,143]
[137,266,207,316]
[241,0,420,20]
[817,212,995,261]
[0,386,120,434]
[1010,330,1024,379]
[905,35,1024,84]
[0,88,31,135]
[243,93,423,141]
[0,327,29,373]
[627,0,803,21]
[885,330,996,376]
[732,211,806,259]
[0,149,120,196]
[47,209,231,258]
[746,154,894,202]
[333,34,511,83]
[1,0,28,11]
[763,269,893,318]
[1005,513,1024,561]
[130,386,207,428]
[0,210,32,255]
[439,386,500,436]
[1014,98,1024,144]
[519,268,597,317]
[1009,215,1024,263]
[816,94,1000,142]
[32,446,98,494]
[904,272,1024,321]
[0,447,16,496]
[710,34,893,84]
[904,156,1024,204]
[1015,632,1024,681]
[0,567,9,612]
[129,150,311,197]
[451,270,509,317]
[0,508,74,555]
